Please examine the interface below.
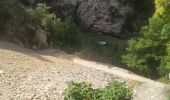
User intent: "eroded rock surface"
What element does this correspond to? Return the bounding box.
[50,0,135,35]
[21,0,154,38]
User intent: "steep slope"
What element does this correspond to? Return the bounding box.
[0,41,167,100]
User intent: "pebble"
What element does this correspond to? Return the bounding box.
[0,42,166,100]
[0,70,4,74]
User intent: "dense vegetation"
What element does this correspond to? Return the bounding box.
[0,0,26,22]
[64,80,132,100]
[0,0,81,49]
[28,3,81,49]
[122,0,170,78]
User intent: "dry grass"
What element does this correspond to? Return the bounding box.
[127,79,143,88]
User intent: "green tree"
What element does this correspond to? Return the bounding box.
[27,3,60,44]
[53,21,81,49]
[28,3,81,48]
[122,0,170,77]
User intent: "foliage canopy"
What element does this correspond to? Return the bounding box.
[122,0,170,77]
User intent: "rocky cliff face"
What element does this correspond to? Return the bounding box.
[26,0,154,36]
[48,0,135,36]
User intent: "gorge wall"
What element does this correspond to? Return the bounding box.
[43,0,154,37]
[25,0,154,36]
[51,0,134,35]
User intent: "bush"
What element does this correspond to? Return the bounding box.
[101,81,132,100]
[53,21,81,49]
[64,80,132,100]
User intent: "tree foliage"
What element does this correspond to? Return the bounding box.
[122,0,170,77]
[53,21,81,49]
[28,3,81,48]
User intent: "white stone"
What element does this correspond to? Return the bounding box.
[0,70,4,74]
[98,41,107,46]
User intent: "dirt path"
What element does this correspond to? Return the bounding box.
[73,59,165,85]
[0,41,168,100]
[73,58,167,100]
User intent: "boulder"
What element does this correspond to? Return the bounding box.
[35,27,48,49]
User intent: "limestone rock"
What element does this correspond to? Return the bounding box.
[24,0,154,36]
[0,70,4,74]
[49,0,135,35]
[35,28,48,49]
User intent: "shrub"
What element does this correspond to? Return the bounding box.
[53,21,81,50]
[101,81,132,100]
[64,80,132,100]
